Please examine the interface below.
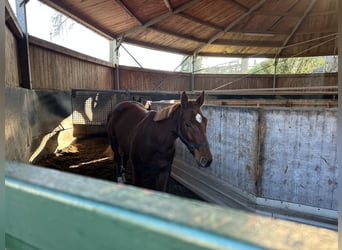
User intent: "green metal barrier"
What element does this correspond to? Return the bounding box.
[5,162,337,250]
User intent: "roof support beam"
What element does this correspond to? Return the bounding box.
[177,13,222,30]
[40,0,114,39]
[275,0,317,58]
[163,0,173,12]
[119,0,202,38]
[116,0,142,25]
[222,0,249,12]
[193,0,267,55]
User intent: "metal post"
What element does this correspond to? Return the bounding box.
[337,0,342,235]
[191,54,196,91]
[16,0,32,89]
[273,58,278,90]
[110,39,120,90]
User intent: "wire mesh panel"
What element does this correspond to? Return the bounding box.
[71,89,169,126]
[71,90,114,125]
[71,89,178,137]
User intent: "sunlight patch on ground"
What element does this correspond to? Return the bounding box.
[29,115,76,163]
[69,157,110,168]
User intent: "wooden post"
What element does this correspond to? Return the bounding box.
[15,0,32,89]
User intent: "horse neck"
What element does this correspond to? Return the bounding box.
[158,106,181,144]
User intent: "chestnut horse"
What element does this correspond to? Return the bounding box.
[106,91,212,191]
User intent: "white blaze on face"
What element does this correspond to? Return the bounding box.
[195,113,202,123]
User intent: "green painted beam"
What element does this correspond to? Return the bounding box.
[5,162,338,250]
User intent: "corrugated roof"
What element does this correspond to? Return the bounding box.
[40,0,338,58]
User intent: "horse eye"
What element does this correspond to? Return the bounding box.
[185,121,192,128]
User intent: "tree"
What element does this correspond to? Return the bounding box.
[179,56,204,73]
[248,59,275,74]
[248,57,329,74]
[324,56,338,72]
[50,12,75,42]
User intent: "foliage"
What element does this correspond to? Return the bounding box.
[180,56,204,72]
[180,57,250,74]
[51,12,75,41]
[180,55,337,74]
[248,56,337,74]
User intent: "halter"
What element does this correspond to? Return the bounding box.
[177,116,209,154]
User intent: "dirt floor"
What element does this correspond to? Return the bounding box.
[35,136,203,201]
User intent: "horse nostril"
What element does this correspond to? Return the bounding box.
[199,157,208,167]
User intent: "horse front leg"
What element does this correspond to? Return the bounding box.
[156,166,171,192]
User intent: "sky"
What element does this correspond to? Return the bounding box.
[11,0,184,71]
[9,0,264,72]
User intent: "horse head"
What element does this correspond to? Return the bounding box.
[178,91,213,168]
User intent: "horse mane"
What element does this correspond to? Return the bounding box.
[153,103,180,122]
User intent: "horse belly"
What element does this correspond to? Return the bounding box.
[107,102,148,154]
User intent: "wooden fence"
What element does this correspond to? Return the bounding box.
[119,66,191,91]
[5,25,20,87]
[29,36,114,90]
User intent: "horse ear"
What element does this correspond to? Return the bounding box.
[181,91,188,108]
[196,91,205,106]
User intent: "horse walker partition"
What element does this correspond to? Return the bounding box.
[70,89,338,229]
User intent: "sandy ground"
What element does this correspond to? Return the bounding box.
[35,136,202,201]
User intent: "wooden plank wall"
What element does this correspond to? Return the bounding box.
[29,36,114,90]
[276,73,337,89]
[119,69,337,92]
[119,66,191,91]
[195,73,337,91]
[194,74,273,91]
[5,21,338,92]
[5,25,20,87]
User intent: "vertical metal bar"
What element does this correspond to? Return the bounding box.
[191,54,196,91]
[114,66,120,90]
[110,39,120,90]
[337,0,342,235]
[15,0,32,89]
[273,58,278,90]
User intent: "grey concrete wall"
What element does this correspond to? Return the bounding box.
[5,86,71,162]
[5,88,337,226]
[260,108,338,210]
[153,102,338,212]
[177,106,260,195]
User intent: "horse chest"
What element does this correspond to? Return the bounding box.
[131,132,175,166]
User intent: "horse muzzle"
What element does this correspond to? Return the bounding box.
[192,141,212,168]
[199,156,212,168]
